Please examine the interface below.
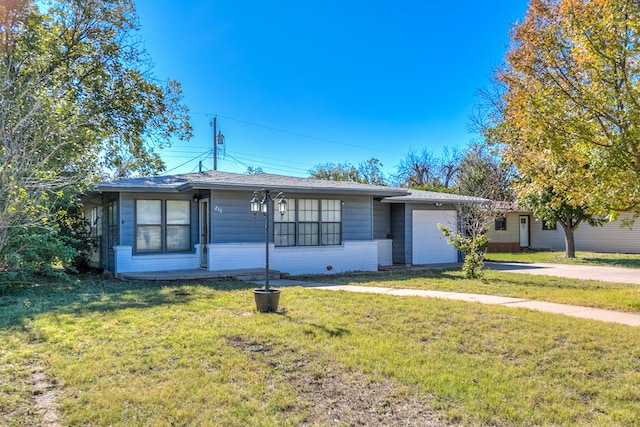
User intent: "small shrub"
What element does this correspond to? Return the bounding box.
[438,224,488,279]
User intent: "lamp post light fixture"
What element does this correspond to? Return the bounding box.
[250,189,287,312]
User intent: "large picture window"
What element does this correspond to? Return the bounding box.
[274,199,296,247]
[298,199,319,246]
[321,199,341,245]
[166,200,191,251]
[273,198,342,247]
[136,199,191,253]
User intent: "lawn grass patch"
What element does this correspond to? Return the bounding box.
[296,268,640,314]
[2,274,640,425]
[486,250,640,268]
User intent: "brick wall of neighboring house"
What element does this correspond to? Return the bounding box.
[485,242,522,252]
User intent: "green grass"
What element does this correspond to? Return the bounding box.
[296,268,640,314]
[2,273,640,425]
[486,250,640,268]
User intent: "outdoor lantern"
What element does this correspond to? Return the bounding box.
[278,196,287,216]
[250,192,261,215]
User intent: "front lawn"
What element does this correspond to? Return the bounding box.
[486,250,640,268]
[297,268,640,314]
[2,274,640,426]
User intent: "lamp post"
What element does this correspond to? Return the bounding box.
[250,189,287,312]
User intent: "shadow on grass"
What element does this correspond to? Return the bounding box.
[581,257,640,269]
[0,273,257,330]
[294,267,466,286]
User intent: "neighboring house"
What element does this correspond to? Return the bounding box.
[486,203,640,253]
[83,171,486,276]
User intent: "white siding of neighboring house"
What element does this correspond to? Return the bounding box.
[575,218,639,253]
[488,213,522,244]
[531,214,640,253]
[530,218,566,251]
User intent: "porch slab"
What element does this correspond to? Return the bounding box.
[119,268,284,281]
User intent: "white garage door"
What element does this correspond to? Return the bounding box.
[412,210,458,264]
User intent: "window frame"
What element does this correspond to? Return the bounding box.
[135,199,192,254]
[108,200,119,247]
[274,199,297,247]
[494,216,507,231]
[166,200,192,252]
[273,198,342,247]
[542,221,557,231]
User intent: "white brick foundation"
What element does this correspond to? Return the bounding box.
[207,240,380,275]
[113,245,200,273]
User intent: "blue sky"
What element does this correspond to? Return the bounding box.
[133,1,530,179]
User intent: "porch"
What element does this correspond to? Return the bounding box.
[119,268,286,282]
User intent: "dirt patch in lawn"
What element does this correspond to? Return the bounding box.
[31,366,62,427]
[228,335,447,426]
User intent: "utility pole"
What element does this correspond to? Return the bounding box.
[212,115,217,171]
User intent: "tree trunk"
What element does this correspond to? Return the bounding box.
[559,218,578,258]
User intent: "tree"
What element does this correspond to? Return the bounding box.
[489,0,640,214]
[0,0,191,273]
[521,186,606,258]
[357,158,386,186]
[246,166,264,174]
[308,158,386,185]
[309,162,361,182]
[436,142,517,278]
[456,142,515,202]
[394,147,460,190]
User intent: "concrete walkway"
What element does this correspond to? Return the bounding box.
[259,277,640,327]
[485,261,640,285]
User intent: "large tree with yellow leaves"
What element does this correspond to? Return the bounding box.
[483,0,640,256]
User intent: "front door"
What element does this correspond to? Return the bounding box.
[519,215,530,248]
[199,199,209,268]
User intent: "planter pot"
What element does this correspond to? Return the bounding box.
[253,289,281,313]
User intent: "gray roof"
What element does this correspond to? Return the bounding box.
[382,189,489,204]
[92,171,488,204]
[94,170,408,197]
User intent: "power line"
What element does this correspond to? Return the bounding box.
[217,114,405,156]
[223,150,312,173]
[190,112,405,157]
[164,149,211,173]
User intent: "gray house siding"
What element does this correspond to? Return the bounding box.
[211,190,265,243]
[209,191,374,244]
[342,195,373,240]
[373,200,391,239]
[390,203,406,264]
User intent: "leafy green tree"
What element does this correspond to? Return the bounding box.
[357,158,386,186]
[521,186,606,258]
[246,166,264,175]
[488,0,640,214]
[309,162,361,182]
[457,142,515,202]
[0,0,191,273]
[308,158,385,184]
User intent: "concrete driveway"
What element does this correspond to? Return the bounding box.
[486,262,640,285]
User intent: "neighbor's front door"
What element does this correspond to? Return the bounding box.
[199,199,209,268]
[519,215,530,248]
